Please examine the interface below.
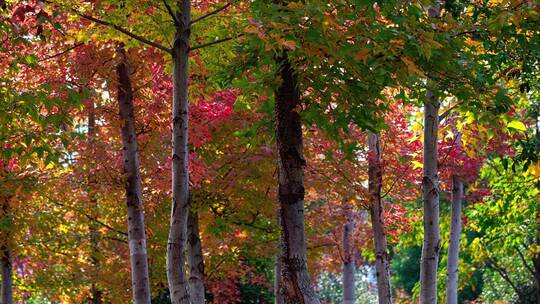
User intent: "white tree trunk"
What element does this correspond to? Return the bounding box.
[117,47,151,304]
[166,1,192,303]
[368,132,392,304]
[420,89,441,304]
[446,175,463,304]
[342,205,355,304]
[275,52,320,304]
[187,210,205,304]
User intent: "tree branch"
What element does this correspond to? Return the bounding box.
[190,34,243,51]
[191,2,231,25]
[516,245,536,278]
[76,12,172,53]
[439,103,460,121]
[40,42,85,62]
[43,1,172,54]
[162,0,180,27]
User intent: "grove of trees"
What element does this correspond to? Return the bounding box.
[0,0,538,303]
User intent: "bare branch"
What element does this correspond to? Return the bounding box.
[190,34,243,51]
[162,0,180,27]
[516,245,536,278]
[76,12,172,54]
[40,42,85,62]
[191,2,231,25]
[43,1,172,54]
[439,103,460,121]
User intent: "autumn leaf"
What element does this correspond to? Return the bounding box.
[401,56,424,76]
[507,120,526,131]
[278,38,297,50]
[355,48,370,63]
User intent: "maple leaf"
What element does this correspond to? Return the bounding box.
[401,56,424,76]
[355,48,369,63]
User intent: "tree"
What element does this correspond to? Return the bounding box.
[445,175,463,304]
[368,132,392,304]
[274,51,320,304]
[116,46,151,304]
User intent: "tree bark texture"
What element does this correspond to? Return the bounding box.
[534,102,540,304]
[275,253,284,304]
[117,47,151,304]
[275,52,320,304]
[88,100,103,304]
[419,89,441,304]
[0,196,12,304]
[342,205,355,304]
[166,1,192,303]
[368,132,392,304]
[445,175,463,304]
[187,209,205,304]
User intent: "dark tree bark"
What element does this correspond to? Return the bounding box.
[275,52,320,304]
[368,132,392,304]
[0,198,12,304]
[166,1,192,303]
[187,209,205,304]
[534,102,540,304]
[275,254,284,304]
[117,47,151,304]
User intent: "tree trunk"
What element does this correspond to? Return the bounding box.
[368,132,392,304]
[117,47,151,304]
[0,246,12,304]
[187,209,205,304]
[88,100,103,304]
[419,89,441,304]
[342,205,355,304]
[534,102,540,304]
[166,1,192,303]
[446,175,463,304]
[0,197,12,304]
[275,254,284,304]
[275,52,320,304]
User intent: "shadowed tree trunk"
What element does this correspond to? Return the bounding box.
[166,1,192,303]
[342,204,355,304]
[420,88,441,304]
[534,102,540,304]
[275,254,284,304]
[275,213,284,304]
[87,99,103,304]
[117,46,151,304]
[446,175,463,304]
[187,208,205,304]
[368,132,392,304]
[275,51,320,304]
[0,197,12,304]
[167,0,191,304]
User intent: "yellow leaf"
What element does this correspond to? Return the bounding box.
[401,56,424,76]
[287,2,304,9]
[507,120,527,131]
[412,160,423,170]
[526,162,540,178]
[465,38,483,48]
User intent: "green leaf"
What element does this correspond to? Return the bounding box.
[507,120,526,131]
